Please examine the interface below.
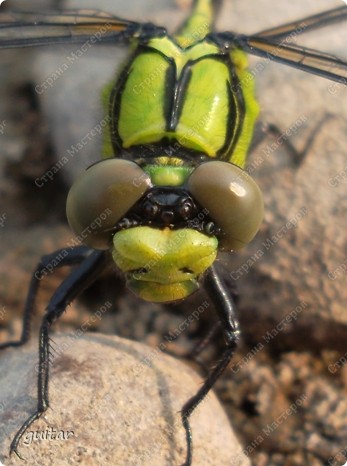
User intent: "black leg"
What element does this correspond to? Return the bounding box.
[160,322,222,379]
[250,114,333,167]
[188,321,221,360]
[0,246,92,349]
[8,249,109,459]
[180,266,240,466]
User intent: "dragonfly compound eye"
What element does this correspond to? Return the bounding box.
[66,159,152,250]
[187,161,264,251]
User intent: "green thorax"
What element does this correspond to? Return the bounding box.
[102,1,259,169]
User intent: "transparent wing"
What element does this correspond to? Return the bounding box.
[237,36,347,84]
[255,5,347,40]
[214,6,347,84]
[0,10,165,48]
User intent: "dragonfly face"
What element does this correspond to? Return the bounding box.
[66,157,263,302]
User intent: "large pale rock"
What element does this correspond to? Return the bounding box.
[0,333,250,466]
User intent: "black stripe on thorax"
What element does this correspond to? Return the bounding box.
[217,55,246,160]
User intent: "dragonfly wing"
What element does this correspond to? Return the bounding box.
[0,10,165,48]
[255,6,347,40]
[233,35,347,84]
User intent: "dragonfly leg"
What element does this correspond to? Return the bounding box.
[251,113,334,167]
[8,249,108,459]
[0,246,93,350]
[187,321,221,360]
[180,265,240,466]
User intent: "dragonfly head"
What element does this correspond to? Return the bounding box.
[66,158,263,302]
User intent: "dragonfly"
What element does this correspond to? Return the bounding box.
[0,0,346,464]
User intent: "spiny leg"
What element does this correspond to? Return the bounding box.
[188,321,221,360]
[0,246,92,350]
[187,275,238,364]
[9,249,109,459]
[182,322,223,379]
[250,114,334,167]
[160,321,222,378]
[180,265,240,466]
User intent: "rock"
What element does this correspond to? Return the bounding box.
[0,333,250,466]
